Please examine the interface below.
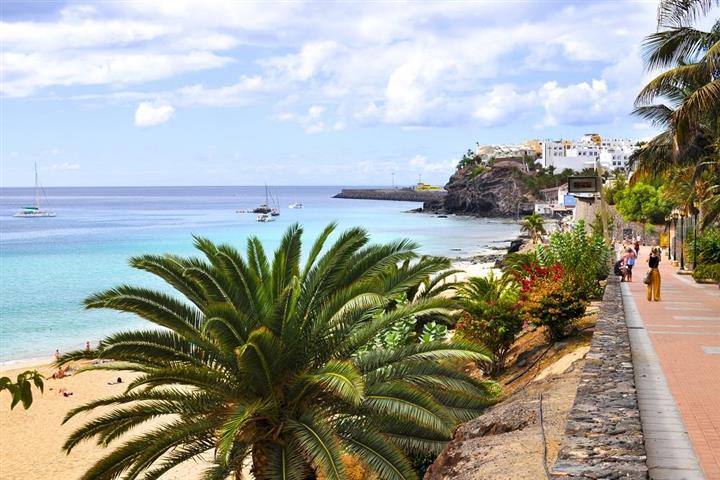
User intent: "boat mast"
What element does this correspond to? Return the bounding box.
[34,161,40,209]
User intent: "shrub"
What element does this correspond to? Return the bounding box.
[692,264,720,282]
[688,227,720,265]
[521,275,587,341]
[537,221,611,299]
[457,275,523,375]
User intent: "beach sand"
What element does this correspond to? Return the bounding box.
[0,362,211,480]
[0,259,502,479]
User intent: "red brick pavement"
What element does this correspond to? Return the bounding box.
[627,246,720,479]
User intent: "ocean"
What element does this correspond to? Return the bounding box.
[0,186,519,363]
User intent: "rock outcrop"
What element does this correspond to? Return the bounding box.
[430,164,533,217]
[424,355,585,480]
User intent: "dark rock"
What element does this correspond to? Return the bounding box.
[507,238,524,253]
[443,164,532,216]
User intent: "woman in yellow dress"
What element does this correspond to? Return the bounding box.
[646,246,661,302]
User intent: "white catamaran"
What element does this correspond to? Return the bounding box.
[14,162,56,218]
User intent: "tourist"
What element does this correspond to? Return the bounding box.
[624,248,636,282]
[646,246,662,302]
[634,239,640,256]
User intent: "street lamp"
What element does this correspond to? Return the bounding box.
[693,212,698,270]
[679,212,685,270]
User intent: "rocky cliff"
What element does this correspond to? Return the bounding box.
[427,163,534,217]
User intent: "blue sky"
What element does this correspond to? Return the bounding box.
[1,0,665,187]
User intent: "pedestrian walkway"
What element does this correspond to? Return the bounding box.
[623,246,720,480]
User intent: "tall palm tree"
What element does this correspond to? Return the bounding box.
[58,223,492,480]
[632,1,719,226]
[521,213,547,244]
[658,0,720,26]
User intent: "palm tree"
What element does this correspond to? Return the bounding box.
[632,1,720,227]
[657,0,720,26]
[456,274,522,375]
[521,213,547,244]
[382,256,462,339]
[58,223,493,480]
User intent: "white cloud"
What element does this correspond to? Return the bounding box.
[276,105,343,134]
[408,154,456,173]
[134,100,175,126]
[1,51,232,97]
[2,0,659,130]
[473,85,537,127]
[538,79,612,127]
[49,162,80,170]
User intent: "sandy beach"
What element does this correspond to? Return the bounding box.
[0,361,212,480]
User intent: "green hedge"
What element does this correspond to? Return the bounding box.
[692,264,720,283]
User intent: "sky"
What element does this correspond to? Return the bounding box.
[1,0,668,187]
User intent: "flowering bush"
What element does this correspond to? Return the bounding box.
[520,274,587,341]
[456,302,523,375]
[536,221,611,300]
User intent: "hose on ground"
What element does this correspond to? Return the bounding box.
[539,393,551,479]
[504,343,554,386]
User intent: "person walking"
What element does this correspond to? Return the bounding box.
[646,246,662,302]
[622,247,637,282]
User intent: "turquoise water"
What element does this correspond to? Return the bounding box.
[0,186,519,362]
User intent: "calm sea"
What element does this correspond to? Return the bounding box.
[0,186,519,363]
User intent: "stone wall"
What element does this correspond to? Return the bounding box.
[551,275,648,479]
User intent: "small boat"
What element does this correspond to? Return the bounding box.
[252,185,273,214]
[256,214,275,222]
[270,194,281,216]
[288,202,303,209]
[14,162,56,218]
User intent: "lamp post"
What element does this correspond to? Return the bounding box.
[679,213,685,270]
[693,212,698,270]
[672,213,678,262]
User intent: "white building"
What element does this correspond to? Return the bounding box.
[539,135,637,171]
[474,144,536,162]
[534,183,575,215]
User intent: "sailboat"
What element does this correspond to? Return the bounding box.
[270,193,280,216]
[252,185,273,214]
[288,202,303,209]
[14,162,56,218]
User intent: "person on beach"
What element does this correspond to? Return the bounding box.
[647,246,662,302]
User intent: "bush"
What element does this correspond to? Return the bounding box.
[688,227,720,265]
[457,275,523,375]
[692,264,720,282]
[521,274,587,341]
[537,221,611,299]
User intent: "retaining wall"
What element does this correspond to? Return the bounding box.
[551,275,648,479]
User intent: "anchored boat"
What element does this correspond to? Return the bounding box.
[14,162,56,218]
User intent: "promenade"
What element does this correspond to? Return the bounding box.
[623,246,720,480]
